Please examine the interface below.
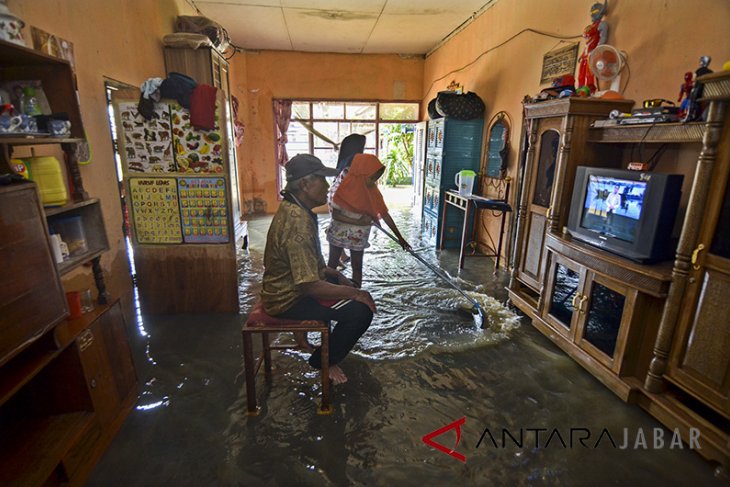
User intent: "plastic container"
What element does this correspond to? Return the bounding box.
[10,158,29,179]
[24,156,68,206]
[455,169,476,197]
[65,291,82,319]
[21,87,41,116]
[51,216,88,257]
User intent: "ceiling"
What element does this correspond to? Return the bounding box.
[192,0,495,55]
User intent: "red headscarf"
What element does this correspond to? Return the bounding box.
[332,154,389,219]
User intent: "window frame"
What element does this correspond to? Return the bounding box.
[276,99,420,196]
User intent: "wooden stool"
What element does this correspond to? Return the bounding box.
[242,301,332,416]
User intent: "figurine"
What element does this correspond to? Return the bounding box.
[577,0,608,94]
[684,56,713,122]
[677,71,693,118]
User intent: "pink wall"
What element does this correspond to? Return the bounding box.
[423,0,730,260]
[229,50,423,214]
[8,0,197,317]
[7,0,730,294]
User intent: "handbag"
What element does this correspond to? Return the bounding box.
[427,98,442,120]
[435,91,485,120]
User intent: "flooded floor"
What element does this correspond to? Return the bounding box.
[87,199,724,486]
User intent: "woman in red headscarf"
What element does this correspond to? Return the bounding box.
[326,153,410,287]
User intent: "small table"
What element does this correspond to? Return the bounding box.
[439,189,512,271]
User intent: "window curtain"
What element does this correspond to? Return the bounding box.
[273,99,292,166]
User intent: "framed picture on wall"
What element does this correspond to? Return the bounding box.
[540,43,578,85]
[30,26,76,70]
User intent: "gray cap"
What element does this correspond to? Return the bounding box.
[285,154,339,181]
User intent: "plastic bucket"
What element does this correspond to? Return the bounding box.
[24,156,68,206]
[455,169,476,197]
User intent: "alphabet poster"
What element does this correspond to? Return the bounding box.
[177,177,229,243]
[129,177,182,244]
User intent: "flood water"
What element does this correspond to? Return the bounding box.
[87,202,724,487]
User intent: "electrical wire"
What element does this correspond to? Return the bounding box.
[424,28,581,97]
[647,143,667,171]
[637,120,658,162]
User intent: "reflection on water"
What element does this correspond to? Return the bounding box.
[239,205,520,361]
[87,204,723,487]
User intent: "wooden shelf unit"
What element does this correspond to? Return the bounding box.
[46,198,110,277]
[0,38,137,486]
[509,71,730,471]
[0,412,96,487]
[587,121,705,143]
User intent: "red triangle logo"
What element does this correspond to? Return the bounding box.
[422,417,467,462]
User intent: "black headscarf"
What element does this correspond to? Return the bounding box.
[336,133,366,173]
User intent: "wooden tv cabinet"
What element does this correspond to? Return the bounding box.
[510,71,730,472]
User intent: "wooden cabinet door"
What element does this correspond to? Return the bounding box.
[575,271,634,372]
[542,251,585,339]
[77,302,136,429]
[668,145,730,417]
[0,184,67,365]
[519,128,560,291]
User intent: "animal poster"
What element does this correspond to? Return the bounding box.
[129,178,182,244]
[118,102,175,173]
[170,102,225,174]
[177,177,229,243]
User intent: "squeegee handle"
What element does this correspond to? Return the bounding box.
[373,223,480,308]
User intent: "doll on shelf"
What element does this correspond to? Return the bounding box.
[678,71,693,118]
[684,56,713,122]
[577,0,608,94]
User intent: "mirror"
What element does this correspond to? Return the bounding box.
[532,130,560,208]
[484,112,510,179]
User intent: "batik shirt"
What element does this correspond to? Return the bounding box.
[261,195,326,315]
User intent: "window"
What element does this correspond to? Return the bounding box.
[279,100,419,190]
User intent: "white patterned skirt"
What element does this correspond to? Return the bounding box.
[326,219,372,250]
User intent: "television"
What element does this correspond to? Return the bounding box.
[567,167,684,263]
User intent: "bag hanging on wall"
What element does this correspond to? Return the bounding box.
[435,91,485,120]
[427,98,442,120]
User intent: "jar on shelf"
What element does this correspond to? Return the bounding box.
[21,87,42,116]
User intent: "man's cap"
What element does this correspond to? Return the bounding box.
[285,154,339,181]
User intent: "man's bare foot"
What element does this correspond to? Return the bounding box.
[294,332,315,353]
[328,364,348,384]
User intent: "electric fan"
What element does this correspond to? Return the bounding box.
[588,44,626,98]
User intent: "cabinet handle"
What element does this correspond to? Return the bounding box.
[78,329,94,351]
[691,243,705,270]
[571,292,581,309]
[90,378,97,389]
[546,206,552,219]
[579,295,589,314]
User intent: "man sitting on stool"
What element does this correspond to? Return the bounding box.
[261,154,376,385]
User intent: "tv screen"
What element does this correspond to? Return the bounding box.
[580,175,647,243]
[567,167,684,263]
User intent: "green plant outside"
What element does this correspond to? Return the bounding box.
[381,124,414,187]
